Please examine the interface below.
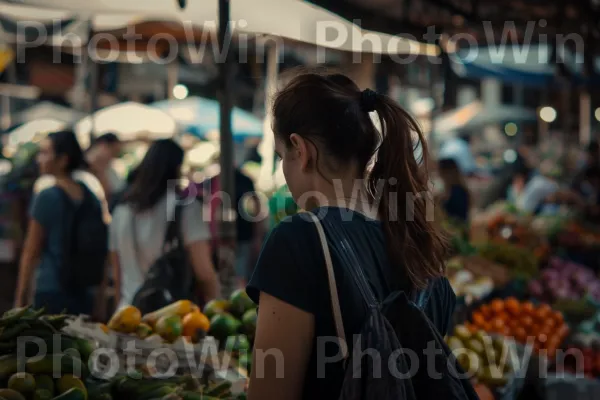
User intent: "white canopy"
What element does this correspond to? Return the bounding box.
[13,102,84,125]
[7,118,67,148]
[0,0,438,56]
[74,102,177,148]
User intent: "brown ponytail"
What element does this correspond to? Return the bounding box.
[272,71,447,291]
[368,95,448,290]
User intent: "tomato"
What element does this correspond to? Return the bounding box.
[521,315,533,329]
[491,318,505,333]
[521,301,535,315]
[537,304,552,321]
[472,312,486,328]
[479,304,492,319]
[490,299,505,314]
[543,318,556,329]
[505,297,520,316]
[515,327,527,343]
[553,310,564,325]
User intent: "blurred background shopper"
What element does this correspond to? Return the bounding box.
[108,139,219,310]
[15,131,106,315]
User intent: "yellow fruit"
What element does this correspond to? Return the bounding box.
[155,315,183,342]
[108,306,142,333]
[8,372,35,395]
[182,312,210,341]
[56,375,87,399]
[142,300,198,326]
[98,324,109,334]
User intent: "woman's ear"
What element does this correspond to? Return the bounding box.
[289,134,311,172]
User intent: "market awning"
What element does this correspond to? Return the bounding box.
[6,118,67,149]
[434,101,537,136]
[0,0,438,56]
[449,43,593,86]
[152,97,263,142]
[74,102,177,148]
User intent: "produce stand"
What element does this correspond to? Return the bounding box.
[442,199,600,399]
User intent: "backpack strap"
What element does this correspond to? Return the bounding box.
[321,216,379,308]
[306,212,348,360]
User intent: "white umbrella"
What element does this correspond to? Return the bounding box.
[74,102,177,148]
[7,118,67,148]
[13,102,84,125]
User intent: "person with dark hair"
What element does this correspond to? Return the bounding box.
[15,130,106,314]
[507,159,532,204]
[438,158,470,225]
[86,132,123,203]
[246,73,453,399]
[109,139,219,309]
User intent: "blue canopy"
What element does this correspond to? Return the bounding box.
[450,44,588,86]
[152,97,263,141]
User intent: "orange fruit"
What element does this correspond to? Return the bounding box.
[543,318,556,329]
[536,304,551,320]
[521,301,535,315]
[490,318,504,334]
[514,327,527,343]
[520,315,533,329]
[472,312,486,328]
[552,311,564,325]
[479,304,492,319]
[182,311,211,339]
[505,297,520,316]
[490,299,505,314]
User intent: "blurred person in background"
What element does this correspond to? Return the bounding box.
[109,139,219,310]
[109,167,138,213]
[15,131,106,314]
[193,159,264,287]
[507,160,532,204]
[86,133,123,204]
[438,158,471,226]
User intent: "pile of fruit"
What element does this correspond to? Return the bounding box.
[106,290,258,354]
[468,298,568,357]
[90,373,246,400]
[477,242,538,279]
[0,306,95,400]
[107,300,210,344]
[528,257,600,303]
[446,324,514,387]
[203,290,257,371]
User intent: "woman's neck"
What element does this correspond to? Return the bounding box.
[311,179,378,219]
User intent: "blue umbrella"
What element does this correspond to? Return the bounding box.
[152,97,263,141]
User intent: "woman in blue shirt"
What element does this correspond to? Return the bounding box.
[15,131,97,314]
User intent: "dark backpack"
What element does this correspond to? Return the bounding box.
[131,205,194,315]
[307,212,479,400]
[59,184,108,291]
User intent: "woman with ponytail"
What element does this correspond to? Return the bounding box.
[246,72,454,399]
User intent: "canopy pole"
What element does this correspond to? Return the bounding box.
[256,37,280,192]
[217,0,237,297]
